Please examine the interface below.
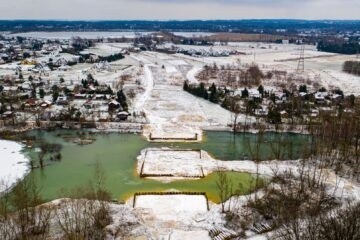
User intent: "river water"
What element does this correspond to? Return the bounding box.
[22,130,309,202]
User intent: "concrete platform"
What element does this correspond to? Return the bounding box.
[141,149,205,178]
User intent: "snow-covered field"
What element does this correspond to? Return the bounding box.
[319,69,360,95]
[168,43,360,96]
[128,51,255,141]
[8,31,153,40]
[0,140,29,193]
[85,43,131,56]
[172,32,215,38]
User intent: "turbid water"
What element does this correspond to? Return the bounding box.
[22,130,309,203]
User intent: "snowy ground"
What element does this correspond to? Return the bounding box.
[0,140,29,193]
[129,51,253,141]
[137,148,360,202]
[7,31,153,40]
[133,147,360,239]
[168,230,211,240]
[133,64,154,113]
[172,32,216,38]
[134,195,208,220]
[2,38,360,239]
[137,148,296,180]
[141,149,203,177]
[129,194,219,240]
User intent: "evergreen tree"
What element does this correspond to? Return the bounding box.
[258,85,264,96]
[267,108,282,124]
[241,88,249,98]
[87,73,95,83]
[183,81,189,91]
[209,83,218,103]
[117,90,128,111]
[39,89,45,99]
[52,91,59,103]
[81,79,88,88]
[203,90,209,100]
[299,85,307,93]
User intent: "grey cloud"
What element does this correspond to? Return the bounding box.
[0,0,359,20]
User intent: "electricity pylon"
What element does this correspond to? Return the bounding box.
[297,44,305,73]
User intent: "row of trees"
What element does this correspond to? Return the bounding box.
[98,53,124,63]
[196,63,265,87]
[317,41,360,55]
[183,81,225,104]
[343,61,360,76]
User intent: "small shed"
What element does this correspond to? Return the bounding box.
[108,100,120,111]
[117,111,129,121]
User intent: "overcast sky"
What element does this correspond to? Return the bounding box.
[1,0,359,20]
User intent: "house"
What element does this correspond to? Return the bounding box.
[1,111,13,119]
[280,110,289,118]
[108,100,120,111]
[248,89,261,100]
[21,59,37,65]
[309,108,318,117]
[58,65,72,71]
[25,99,37,108]
[273,91,287,104]
[56,96,69,105]
[74,94,87,99]
[330,94,343,104]
[40,100,52,108]
[83,100,93,109]
[117,111,130,121]
[89,85,96,91]
[255,106,269,116]
[54,58,68,67]
[33,63,51,74]
[315,91,328,104]
[93,61,112,72]
[299,92,308,98]
[3,86,19,95]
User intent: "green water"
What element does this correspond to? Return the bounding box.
[23,130,309,203]
[169,131,309,160]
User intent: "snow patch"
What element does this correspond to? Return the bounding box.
[0,140,30,193]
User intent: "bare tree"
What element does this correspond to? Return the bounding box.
[216,170,233,213]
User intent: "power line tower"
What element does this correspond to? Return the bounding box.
[297,44,305,73]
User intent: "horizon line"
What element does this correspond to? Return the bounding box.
[1,18,360,22]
